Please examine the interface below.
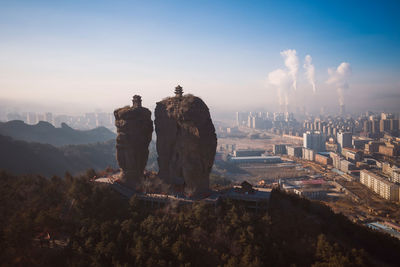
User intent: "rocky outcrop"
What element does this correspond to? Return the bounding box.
[155,86,217,197]
[114,95,153,186]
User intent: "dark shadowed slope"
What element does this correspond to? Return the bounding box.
[0,134,117,177]
[0,120,116,146]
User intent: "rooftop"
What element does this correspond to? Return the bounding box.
[234,149,266,152]
[342,147,362,153]
[300,179,326,185]
[230,156,281,160]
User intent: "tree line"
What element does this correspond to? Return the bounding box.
[1,169,400,266]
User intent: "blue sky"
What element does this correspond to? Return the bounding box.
[1,0,399,114]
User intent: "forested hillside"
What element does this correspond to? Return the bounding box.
[1,170,399,266]
[0,134,161,177]
[0,134,117,176]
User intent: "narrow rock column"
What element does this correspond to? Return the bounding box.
[155,86,217,197]
[114,95,153,186]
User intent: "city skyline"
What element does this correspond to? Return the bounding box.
[1,0,400,114]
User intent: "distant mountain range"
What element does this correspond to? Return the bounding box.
[0,120,116,146]
[0,134,118,177]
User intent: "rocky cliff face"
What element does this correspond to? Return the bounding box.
[155,94,217,196]
[114,96,153,186]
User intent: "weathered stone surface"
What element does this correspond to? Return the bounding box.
[114,96,153,186]
[155,91,217,196]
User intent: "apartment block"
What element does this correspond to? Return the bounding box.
[287,146,302,158]
[360,170,399,201]
[302,147,315,161]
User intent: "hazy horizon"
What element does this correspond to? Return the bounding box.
[1,0,400,115]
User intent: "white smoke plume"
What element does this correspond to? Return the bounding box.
[327,62,352,106]
[267,68,291,111]
[280,49,299,90]
[303,54,316,93]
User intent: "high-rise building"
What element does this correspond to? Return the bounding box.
[365,111,373,117]
[337,131,352,153]
[314,119,321,131]
[27,112,37,125]
[273,112,284,122]
[371,120,380,134]
[380,119,391,133]
[330,152,341,170]
[332,128,337,137]
[302,147,315,161]
[254,116,264,129]
[352,137,372,150]
[235,112,248,126]
[235,112,240,126]
[327,126,332,136]
[381,112,394,120]
[247,115,253,128]
[363,120,372,133]
[390,119,399,132]
[365,141,385,153]
[273,144,287,155]
[303,131,326,152]
[285,112,294,122]
[45,112,53,125]
[369,115,378,121]
[287,146,302,158]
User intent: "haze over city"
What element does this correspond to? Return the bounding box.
[3,1,400,266]
[1,0,400,115]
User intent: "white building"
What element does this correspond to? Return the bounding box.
[294,188,327,200]
[287,146,302,158]
[360,170,399,201]
[302,147,315,161]
[330,152,341,169]
[337,131,352,152]
[392,169,400,184]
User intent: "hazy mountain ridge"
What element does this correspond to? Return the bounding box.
[0,120,116,146]
[0,134,117,177]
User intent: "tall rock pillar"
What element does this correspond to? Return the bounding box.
[155,86,217,197]
[114,95,153,186]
